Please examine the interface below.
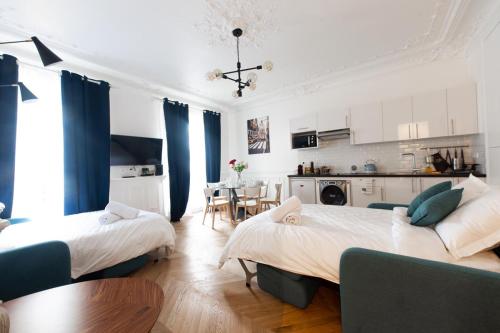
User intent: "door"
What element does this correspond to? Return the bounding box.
[412,90,448,138]
[317,108,350,132]
[447,83,478,136]
[382,97,412,142]
[383,177,418,205]
[290,115,317,134]
[351,178,383,208]
[290,178,316,204]
[350,102,383,145]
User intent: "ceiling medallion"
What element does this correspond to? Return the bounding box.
[206,28,273,98]
[195,0,277,48]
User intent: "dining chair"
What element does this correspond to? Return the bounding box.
[203,188,230,229]
[261,183,282,211]
[236,186,262,221]
[207,182,227,201]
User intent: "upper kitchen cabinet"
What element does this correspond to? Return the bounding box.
[290,114,317,134]
[447,83,478,136]
[382,97,412,142]
[350,102,383,145]
[412,89,448,139]
[317,108,350,132]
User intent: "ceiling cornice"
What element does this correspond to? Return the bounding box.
[0,22,232,113]
[232,0,481,111]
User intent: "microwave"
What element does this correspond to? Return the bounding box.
[291,131,318,149]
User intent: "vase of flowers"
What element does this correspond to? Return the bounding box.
[229,159,248,186]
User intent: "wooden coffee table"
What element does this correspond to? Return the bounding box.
[3,278,164,333]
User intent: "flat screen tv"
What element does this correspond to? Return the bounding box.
[110,135,162,166]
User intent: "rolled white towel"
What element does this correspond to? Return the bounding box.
[393,206,408,218]
[282,210,301,225]
[105,201,139,219]
[393,207,411,224]
[98,212,122,225]
[269,196,302,222]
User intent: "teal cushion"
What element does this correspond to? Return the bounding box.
[411,189,463,226]
[407,181,452,216]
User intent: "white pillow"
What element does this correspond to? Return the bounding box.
[452,174,489,207]
[435,189,500,258]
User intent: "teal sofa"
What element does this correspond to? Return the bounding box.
[340,248,500,333]
[0,241,71,301]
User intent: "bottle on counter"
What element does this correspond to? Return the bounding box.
[310,161,314,171]
[298,163,304,175]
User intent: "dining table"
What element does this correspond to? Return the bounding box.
[218,185,244,222]
[2,277,164,333]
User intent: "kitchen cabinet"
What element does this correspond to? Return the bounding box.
[351,178,383,208]
[412,90,448,139]
[382,97,413,142]
[419,177,452,192]
[447,83,478,136]
[383,177,418,205]
[350,102,383,145]
[289,178,316,204]
[317,108,350,132]
[290,115,317,134]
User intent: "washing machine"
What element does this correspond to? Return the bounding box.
[316,179,351,206]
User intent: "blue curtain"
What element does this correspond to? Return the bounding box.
[203,111,221,183]
[0,55,19,219]
[163,99,190,222]
[61,71,110,215]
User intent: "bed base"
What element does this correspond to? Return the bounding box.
[238,259,257,287]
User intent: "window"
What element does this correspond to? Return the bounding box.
[186,107,207,213]
[12,65,63,219]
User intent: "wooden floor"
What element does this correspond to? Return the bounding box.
[132,213,342,333]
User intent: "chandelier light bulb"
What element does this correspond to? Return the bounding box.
[232,90,239,98]
[263,60,273,72]
[213,69,223,79]
[247,72,258,83]
[206,71,216,81]
[249,82,257,91]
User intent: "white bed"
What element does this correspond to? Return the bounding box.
[219,204,500,283]
[0,210,176,278]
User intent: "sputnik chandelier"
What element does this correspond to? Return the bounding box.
[206,28,273,98]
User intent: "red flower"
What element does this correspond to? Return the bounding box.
[229,159,236,165]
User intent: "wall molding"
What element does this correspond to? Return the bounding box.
[0,23,232,113]
[232,0,492,111]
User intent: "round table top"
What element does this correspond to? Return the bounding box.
[3,278,164,333]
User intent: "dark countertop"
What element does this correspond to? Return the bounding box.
[288,171,486,178]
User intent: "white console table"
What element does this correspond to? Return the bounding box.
[109,175,166,214]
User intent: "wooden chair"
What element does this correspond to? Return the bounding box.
[203,188,229,229]
[236,187,261,221]
[261,183,282,211]
[207,182,227,201]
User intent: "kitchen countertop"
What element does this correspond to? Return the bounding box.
[288,171,486,178]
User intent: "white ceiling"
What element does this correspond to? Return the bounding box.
[0,0,496,109]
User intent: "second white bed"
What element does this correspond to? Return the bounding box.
[219,204,500,283]
[0,210,176,278]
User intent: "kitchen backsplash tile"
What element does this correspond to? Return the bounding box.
[297,134,485,174]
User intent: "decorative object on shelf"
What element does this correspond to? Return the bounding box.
[247,116,270,154]
[0,81,37,102]
[206,28,273,97]
[0,36,62,66]
[229,159,248,185]
[0,303,9,333]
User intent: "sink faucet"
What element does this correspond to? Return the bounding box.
[401,153,419,173]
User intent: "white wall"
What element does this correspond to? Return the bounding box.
[467,5,500,185]
[229,58,485,195]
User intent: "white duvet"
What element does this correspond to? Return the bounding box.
[0,210,176,278]
[219,204,500,283]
